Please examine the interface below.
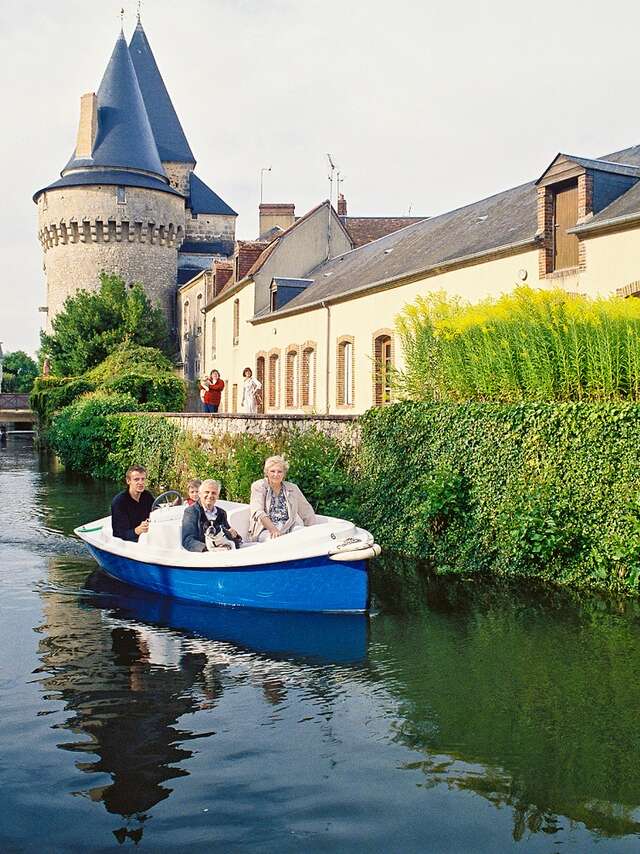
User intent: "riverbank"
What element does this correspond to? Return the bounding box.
[41,398,640,596]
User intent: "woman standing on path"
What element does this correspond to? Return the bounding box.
[241,367,262,414]
[201,369,225,414]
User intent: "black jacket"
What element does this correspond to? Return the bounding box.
[181,501,241,552]
[111,489,154,542]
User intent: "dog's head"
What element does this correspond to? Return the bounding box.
[205,525,234,551]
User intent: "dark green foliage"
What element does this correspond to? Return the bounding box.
[47,392,140,478]
[105,372,185,411]
[86,343,174,383]
[31,343,186,432]
[357,401,640,594]
[40,273,171,376]
[108,414,183,487]
[30,376,96,427]
[284,428,358,519]
[1,350,38,392]
[222,434,274,502]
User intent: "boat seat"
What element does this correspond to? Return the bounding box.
[226,507,250,540]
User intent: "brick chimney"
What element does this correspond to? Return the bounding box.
[259,203,295,238]
[75,93,98,159]
[337,193,347,216]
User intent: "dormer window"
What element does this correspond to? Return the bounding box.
[551,180,578,271]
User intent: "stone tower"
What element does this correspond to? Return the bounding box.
[34,19,237,334]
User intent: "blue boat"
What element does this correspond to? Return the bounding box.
[75,501,380,613]
[85,570,369,664]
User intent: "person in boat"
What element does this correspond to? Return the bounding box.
[248,456,316,542]
[182,479,242,552]
[111,465,155,542]
[184,479,201,506]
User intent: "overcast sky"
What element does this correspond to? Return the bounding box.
[2,0,640,356]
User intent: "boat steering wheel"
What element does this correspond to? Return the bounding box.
[151,490,183,512]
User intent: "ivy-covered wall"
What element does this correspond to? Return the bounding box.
[357,402,640,594]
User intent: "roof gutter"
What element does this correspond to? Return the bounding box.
[249,235,538,324]
[569,211,640,237]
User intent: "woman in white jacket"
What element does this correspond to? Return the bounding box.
[248,456,316,542]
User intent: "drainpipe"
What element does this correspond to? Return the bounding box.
[322,300,330,414]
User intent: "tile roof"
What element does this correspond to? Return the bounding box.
[342,216,427,247]
[129,22,195,163]
[188,173,237,216]
[63,32,164,178]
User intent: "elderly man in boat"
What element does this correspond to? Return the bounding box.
[182,479,242,552]
[248,456,316,542]
[111,465,154,542]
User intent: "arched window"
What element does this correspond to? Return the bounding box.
[336,337,354,407]
[301,345,316,408]
[196,293,203,335]
[268,352,280,408]
[211,317,217,358]
[233,299,240,345]
[373,332,393,405]
[256,355,266,414]
[183,300,189,336]
[286,348,299,408]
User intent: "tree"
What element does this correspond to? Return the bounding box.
[1,350,38,392]
[40,273,172,376]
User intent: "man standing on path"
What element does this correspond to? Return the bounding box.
[111,465,154,541]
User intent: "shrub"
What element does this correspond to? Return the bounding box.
[357,401,640,594]
[396,287,640,403]
[47,392,140,478]
[105,371,186,411]
[30,376,96,427]
[86,342,174,384]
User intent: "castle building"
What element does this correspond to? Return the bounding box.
[34,17,236,334]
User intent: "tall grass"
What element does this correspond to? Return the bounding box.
[396,287,640,402]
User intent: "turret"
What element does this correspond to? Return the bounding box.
[34,30,185,331]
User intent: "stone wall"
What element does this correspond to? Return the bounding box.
[185,212,236,242]
[38,184,185,329]
[159,412,360,445]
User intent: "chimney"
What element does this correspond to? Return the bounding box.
[75,93,98,159]
[259,203,295,238]
[337,193,347,217]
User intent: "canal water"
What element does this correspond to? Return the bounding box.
[1,435,639,853]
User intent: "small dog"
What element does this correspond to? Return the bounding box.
[205,523,240,551]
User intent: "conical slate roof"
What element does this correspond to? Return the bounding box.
[63,30,165,178]
[129,21,195,164]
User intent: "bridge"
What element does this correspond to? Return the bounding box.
[0,393,35,432]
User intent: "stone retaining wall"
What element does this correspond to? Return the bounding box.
[160,412,360,445]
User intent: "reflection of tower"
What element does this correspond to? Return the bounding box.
[34,17,237,333]
[36,558,222,842]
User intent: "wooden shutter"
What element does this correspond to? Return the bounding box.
[553,182,578,270]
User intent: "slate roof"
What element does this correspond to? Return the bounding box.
[63,31,164,178]
[536,154,640,183]
[179,239,235,255]
[188,173,237,216]
[259,181,538,317]
[254,143,640,319]
[342,216,427,247]
[129,21,195,163]
[34,169,180,201]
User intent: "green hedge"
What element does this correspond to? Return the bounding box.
[357,401,640,594]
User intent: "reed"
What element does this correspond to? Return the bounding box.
[396,287,640,402]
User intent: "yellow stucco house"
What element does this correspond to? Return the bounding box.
[190,144,640,415]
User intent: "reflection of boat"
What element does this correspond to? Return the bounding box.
[76,501,380,613]
[84,570,369,664]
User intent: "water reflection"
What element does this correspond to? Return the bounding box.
[34,557,369,843]
[370,554,640,841]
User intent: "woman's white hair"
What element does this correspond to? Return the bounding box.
[263,455,289,477]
